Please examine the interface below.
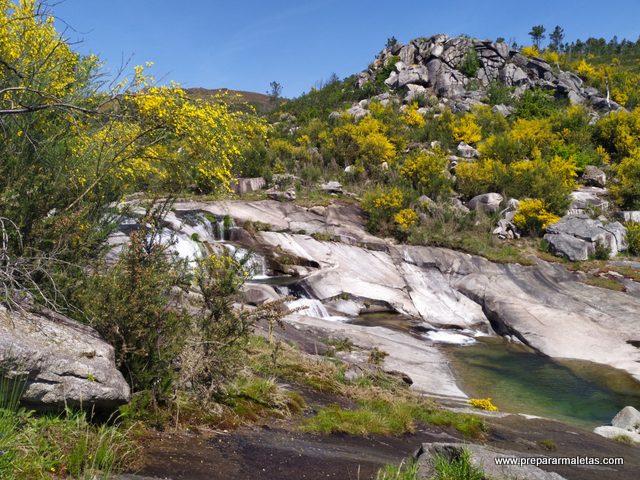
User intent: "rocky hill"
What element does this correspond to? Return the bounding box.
[355,34,622,113]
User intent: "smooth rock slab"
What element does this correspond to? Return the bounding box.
[593,426,640,444]
[0,306,130,411]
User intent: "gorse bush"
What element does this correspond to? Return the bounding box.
[513,199,560,236]
[400,149,453,199]
[79,203,189,402]
[626,222,640,256]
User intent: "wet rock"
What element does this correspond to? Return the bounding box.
[241,283,280,305]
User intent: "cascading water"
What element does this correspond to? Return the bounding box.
[286,297,349,322]
[287,298,331,318]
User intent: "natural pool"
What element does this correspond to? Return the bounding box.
[447,337,640,428]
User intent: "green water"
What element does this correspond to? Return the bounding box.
[448,338,640,428]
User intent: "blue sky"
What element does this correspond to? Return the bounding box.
[53,0,640,97]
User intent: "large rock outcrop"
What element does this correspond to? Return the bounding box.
[544,214,627,261]
[0,306,130,411]
[112,200,640,387]
[357,35,622,113]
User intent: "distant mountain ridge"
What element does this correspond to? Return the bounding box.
[184,87,274,112]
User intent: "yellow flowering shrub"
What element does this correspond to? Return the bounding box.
[509,118,557,159]
[402,103,426,128]
[543,50,560,66]
[457,156,575,213]
[0,0,78,99]
[594,108,640,160]
[362,186,407,232]
[456,158,508,198]
[611,152,640,209]
[468,398,498,411]
[575,59,597,78]
[452,114,482,145]
[400,149,452,199]
[331,115,396,172]
[394,208,418,231]
[513,199,560,235]
[521,46,540,58]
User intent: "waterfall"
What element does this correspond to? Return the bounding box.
[287,298,330,318]
[216,218,225,241]
[422,329,476,345]
[286,298,349,322]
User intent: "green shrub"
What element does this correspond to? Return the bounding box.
[459,48,480,77]
[302,399,484,437]
[432,448,486,480]
[376,459,419,480]
[515,88,561,118]
[400,149,453,200]
[626,222,640,255]
[79,204,188,402]
[486,81,514,105]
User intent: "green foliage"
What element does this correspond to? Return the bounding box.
[625,222,640,255]
[459,48,481,77]
[528,25,547,49]
[407,205,533,265]
[302,399,485,437]
[1,370,133,480]
[513,198,560,236]
[515,88,561,118]
[376,460,418,480]
[400,149,453,199]
[78,203,188,401]
[432,448,486,480]
[612,152,640,209]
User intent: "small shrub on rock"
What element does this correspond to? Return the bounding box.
[468,398,498,411]
[625,222,640,255]
[513,199,560,236]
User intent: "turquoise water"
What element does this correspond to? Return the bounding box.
[448,338,640,428]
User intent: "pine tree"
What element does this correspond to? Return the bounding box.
[549,26,564,51]
[529,25,547,50]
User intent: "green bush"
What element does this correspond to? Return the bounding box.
[486,81,514,105]
[626,222,640,255]
[79,203,189,402]
[515,88,561,118]
[459,48,480,77]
